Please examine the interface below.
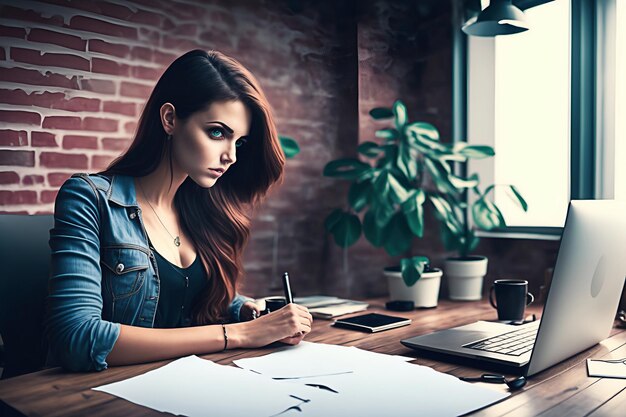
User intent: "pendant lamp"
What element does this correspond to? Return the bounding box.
[462,0,529,37]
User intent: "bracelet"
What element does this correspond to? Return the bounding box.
[221,323,228,351]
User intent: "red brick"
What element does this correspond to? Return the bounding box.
[92,57,130,76]
[28,28,86,51]
[0,191,37,205]
[129,9,164,26]
[130,46,153,62]
[120,81,152,99]
[0,171,20,185]
[162,37,199,51]
[0,67,79,90]
[32,132,58,147]
[82,117,118,132]
[0,130,28,146]
[63,135,98,150]
[40,190,59,204]
[0,89,96,112]
[0,6,65,27]
[22,174,44,185]
[10,48,90,71]
[91,154,115,171]
[124,121,138,134]
[69,16,138,40]
[103,101,136,116]
[172,24,197,37]
[40,152,88,169]
[131,65,161,80]
[0,210,29,214]
[0,150,35,166]
[0,25,26,39]
[0,110,41,125]
[153,50,177,66]
[102,137,131,151]
[79,78,116,95]
[47,172,72,187]
[88,39,130,58]
[54,97,100,112]
[138,28,160,44]
[42,116,81,130]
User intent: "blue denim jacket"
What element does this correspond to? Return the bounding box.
[46,173,250,372]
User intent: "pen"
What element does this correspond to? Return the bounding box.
[282,272,293,304]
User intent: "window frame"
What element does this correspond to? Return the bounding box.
[455,0,597,240]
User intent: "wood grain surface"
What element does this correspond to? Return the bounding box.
[1,299,624,416]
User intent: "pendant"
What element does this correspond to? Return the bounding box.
[174,236,181,247]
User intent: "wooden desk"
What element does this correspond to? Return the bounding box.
[1,299,625,416]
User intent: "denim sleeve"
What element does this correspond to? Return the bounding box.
[228,293,254,322]
[45,176,120,372]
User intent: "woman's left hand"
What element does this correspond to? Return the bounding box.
[240,301,262,321]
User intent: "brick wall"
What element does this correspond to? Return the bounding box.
[0,0,364,296]
[1,0,597,305]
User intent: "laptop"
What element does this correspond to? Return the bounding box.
[402,200,626,376]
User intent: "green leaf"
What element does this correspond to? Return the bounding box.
[405,122,440,141]
[357,141,382,158]
[383,212,412,256]
[370,107,394,120]
[279,136,300,158]
[363,210,388,247]
[407,129,448,153]
[324,208,344,232]
[396,141,418,181]
[508,185,528,212]
[429,195,462,235]
[401,190,426,237]
[348,180,371,212]
[454,144,495,159]
[387,172,409,204]
[374,200,395,229]
[424,158,456,194]
[329,212,362,247]
[448,173,479,189]
[400,256,430,286]
[323,158,371,180]
[472,197,506,230]
[393,101,408,129]
[375,129,398,140]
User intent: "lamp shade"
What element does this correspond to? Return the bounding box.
[462,0,529,37]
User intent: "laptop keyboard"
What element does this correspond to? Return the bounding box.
[464,324,539,356]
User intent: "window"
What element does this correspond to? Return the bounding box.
[467,0,571,230]
[464,0,624,237]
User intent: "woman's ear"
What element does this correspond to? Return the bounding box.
[160,103,176,135]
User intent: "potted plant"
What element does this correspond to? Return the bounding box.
[323,100,527,303]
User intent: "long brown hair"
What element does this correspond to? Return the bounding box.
[103,50,285,324]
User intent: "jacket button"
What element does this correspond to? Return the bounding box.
[129,212,137,219]
[116,263,125,273]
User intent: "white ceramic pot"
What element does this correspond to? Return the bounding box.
[444,256,488,301]
[384,267,443,308]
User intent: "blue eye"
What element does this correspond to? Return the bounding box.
[235,138,248,148]
[208,128,224,139]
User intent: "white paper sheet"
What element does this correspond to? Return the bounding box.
[233,341,412,379]
[279,360,509,417]
[93,355,301,417]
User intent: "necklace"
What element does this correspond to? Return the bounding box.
[137,180,181,247]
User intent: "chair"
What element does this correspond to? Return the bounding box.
[0,214,54,379]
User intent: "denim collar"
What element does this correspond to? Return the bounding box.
[107,175,139,208]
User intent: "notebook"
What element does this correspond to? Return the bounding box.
[294,296,369,319]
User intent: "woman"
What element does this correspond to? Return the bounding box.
[45,49,313,372]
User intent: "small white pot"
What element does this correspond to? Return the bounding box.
[384,267,443,308]
[444,256,488,301]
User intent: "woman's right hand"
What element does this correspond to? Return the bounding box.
[234,303,312,348]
